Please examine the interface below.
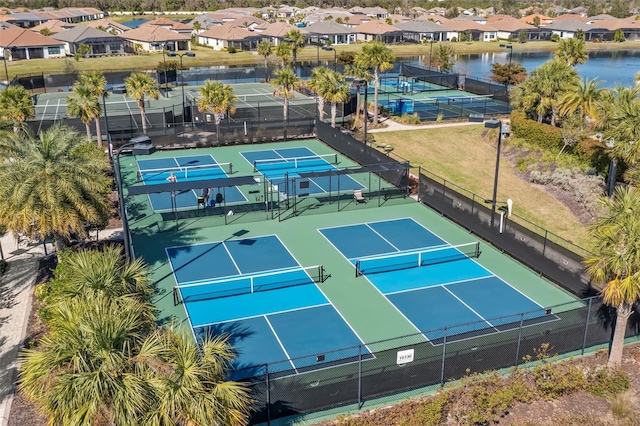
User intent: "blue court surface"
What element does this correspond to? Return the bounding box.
[320,218,557,344]
[241,147,364,196]
[166,235,370,378]
[136,154,247,212]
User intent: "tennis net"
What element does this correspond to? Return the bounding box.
[173,264,325,304]
[137,162,233,183]
[354,242,481,277]
[253,153,338,173]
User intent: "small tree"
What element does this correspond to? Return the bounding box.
[613,29,626,42]
[576,29,585,40]
[533,16,541,27]
[518,29,527,43]
[77,43,91,58]
[433,42,456,73]
[558,113,585,157]
[490,62,527,85]
[39,28,51,36]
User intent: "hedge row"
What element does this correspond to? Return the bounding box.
[510,110,563,150]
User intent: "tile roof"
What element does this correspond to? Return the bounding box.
[553,14,589,22]
[83,18,129,32]
[304,20,354,34]
[198,23,260,41]
[52,26,122,43]
[31,19,75,34]
[122,25,191,42]
[354,19,401,34]
[257,21,305,37]
[394,19,445,33]
[0,28,64,47]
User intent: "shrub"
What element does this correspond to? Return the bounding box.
[0,259,6,275]
[532,363,586,400]
[550,33,560,42]
[586,368,629,398]
[510,110,563,150]
[227,46,237,53]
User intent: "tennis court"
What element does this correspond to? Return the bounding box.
[168,234,370,378]
[320,218,557,344]
[241,146,365,197]
[136,154,247,212]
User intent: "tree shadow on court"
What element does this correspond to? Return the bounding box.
[581,286,640,350]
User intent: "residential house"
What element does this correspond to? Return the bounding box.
[394,19,447,42]
[486,15,535,40]
[586,19,640,41]
[31,19,76,34]
[568,7,588,17]
[350,7,389,19]
[0,12,48,28]
[520,13,553,26]
[340,14,371,28]
[588,14,618,22]
[197,23,260,51]
[141,18,193,36]
[553,14,589,23]
[544,20,591,39]
[121,25,191,53]
[52,26,124,55]
[304,20,355,45]
[84,18,130,35]
[0,28,65,59]
[445,18,497,41]
[254,21,305,45]
[354,20,402,43]
[37,7,104,23]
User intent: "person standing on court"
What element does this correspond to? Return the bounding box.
[167,172,178,183]
[202,187,210,204]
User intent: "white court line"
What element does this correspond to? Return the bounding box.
[264,315,298,373]
[164,246,200,345]
[365,223,401,251]
[441,285,500,332]
[385,275,494,296]
[37,99,50,134]
[192,303,332,329]
[221,241,243,275]
[165,232,280,251]
[121,95,140,128]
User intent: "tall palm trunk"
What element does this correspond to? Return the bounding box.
[331,102,337,128]
[609,302,632,367]
[94,117,103,147]
[215,115,221,143]
[317,96,325,121]
[54,233,66,255]
[354,90,361,124]
[373,68,380,125]
[138,98,147,135]
[283,98,289,123]
[84,122,92,141]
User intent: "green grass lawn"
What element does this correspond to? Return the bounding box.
[373,126,590,248]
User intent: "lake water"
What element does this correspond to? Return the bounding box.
[122,18,150,28]
[447,50,640,87]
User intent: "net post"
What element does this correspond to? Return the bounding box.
[173,287,180,306]
[355,261,360,278]
[253,161,258,173]
[229,162,233,175]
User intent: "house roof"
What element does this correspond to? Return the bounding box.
[354,19,401,34]
[394,20,445,33]
[52,26,122,43]
[122,25,191,42]
[83,18,129,32]
[445,19,497,32]
[520,14,553,25]
[0,28,64,47]
[304,20,354,35]
[588,14,617,21]
[588,19,640,31]
[257,21,305,37]
[486,16,534,31]
[553,14,589,22]
[31,19,75,34]
[198,23,260,41]
[544,20,592,32]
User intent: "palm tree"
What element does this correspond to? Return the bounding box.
[19,294,158,425]
[306,66,330,120]
[344,62,372,124]
[355,41,394,126]
[67,82,100,141]
[79,70,108,146]
[257,40,273,79]
[555,37,588,66]
[0,124,110,251]
[271,67,301,127]
[197,80,237,143]
[0,85,35,133]
[319,70,350,128]
[283,29,306,72]
[124,72,159,135]
[275,41,292,67]
[558,77,603,122]
[43,245,153,304]
[584,186,640,367]
[143,329,251,426]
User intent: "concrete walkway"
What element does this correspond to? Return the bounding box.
[367,118,485,133]
[0,229,123,426]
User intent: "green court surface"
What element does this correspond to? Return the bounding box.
[121,138,579,374]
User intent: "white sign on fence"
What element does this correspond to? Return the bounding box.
[396,348,415,365]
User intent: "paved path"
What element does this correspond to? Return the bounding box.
[0,229,123,426]
[367,118,484,133]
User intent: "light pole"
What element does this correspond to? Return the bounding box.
[314,36,329,66]
[167,51,195,129]
[322,45,336,71]
[103,92,112,158]
[499,43,513,87]
[485,119,503,228]
[114,142,136,262]
[353,79,368,145]
[429,38,434,70]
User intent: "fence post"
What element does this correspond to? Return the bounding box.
[515,313,524,366]
[417,166,422,203]
[542,230,548,256]
[440,327,447,387]
[582,297,594,356]
[358,344,363,409]
[265,364,271,426]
